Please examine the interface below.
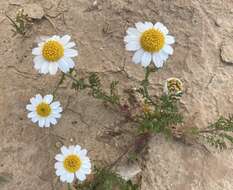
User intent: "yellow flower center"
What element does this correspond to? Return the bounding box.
[36,103,51,117]
[42,40,64,62]
[140,29,165,52]
[64,155,82,173]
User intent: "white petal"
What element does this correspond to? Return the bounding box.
[33,56,44,69]
[74,145,81,153]
[53,107,63,113]
[63,57,75,68]
[144,22,153,29]
[55,154,64,161]
[30,97,38,106]
[53,113,61,119]
[79,149,87,157]
[153,53,164,68]
[27,112,36,118]
[61,146,70,156]
[48,63,58,75]
[51,35,60,41]
[163,45,173,55]
[60,174,67,182]
[55,162,63,169]
[159,51,169,61]
[38,119,46,127]
[124,35,139,43]
[126,27,140,36]
[35,94,43,102]
[64,49,78,57]
[165,35,175,44]
[69,146,76,153]
[66,173,75,183]
[82,160,91,169]
[32,47,42,55]
[43,94,53,104]
[80,167,91,174]
[26,104,35,111]
[60,35,71,45]
[132,49,144,64]
[56,168,65,176]
[51,101,61,109]
[154,22,169,35]
[126,42,141,51]
[45,119,51,127]
[65,42,76,49]
[36,36,50,44]
[31,116,38,123]
[75,171,86,181]
[50,117,57,125]
[141,52,152,67]
[40,62,49,74]
[58,59,70,73]
[135,22,147,32]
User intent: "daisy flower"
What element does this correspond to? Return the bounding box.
[124,22,175,68]
[26,94,62,127]
[32,35,78,75]
[55,145,91,183]
[164,77,183,96]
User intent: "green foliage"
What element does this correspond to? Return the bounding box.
[200,115,233,149]
[208,116,233,131]
[6,9,32,36]
[132,67,183,139]
[75,167,139,190]
[70,72,120,105]
[139,95,183,137]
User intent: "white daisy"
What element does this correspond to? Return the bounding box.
[26,94,62,128]
[124,22,175,68]
[55,145,91,183]
[164,77,183,96]
[32,35,78,75]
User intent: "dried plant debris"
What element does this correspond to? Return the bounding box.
[6,9,32,36]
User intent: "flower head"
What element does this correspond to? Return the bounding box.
[164,77,183,96]
[55,145,91,183]
[124,22,175,68]
[32,35,78,75]
[26,94,62,127]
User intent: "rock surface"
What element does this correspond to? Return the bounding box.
[116,162,141,181]
[220,41,233,64]
[23,3,44,19]
[141,136,233,190]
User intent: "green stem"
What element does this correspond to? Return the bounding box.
[141,67,156,106]
[67,183,72,190]
[52,73,65,97]
[64,72,120,105]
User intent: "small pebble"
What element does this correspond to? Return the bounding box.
[220,41,233,64]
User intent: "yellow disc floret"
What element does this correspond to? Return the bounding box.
[64,155,82,173]
[140,29,165,52]
[42,40,64,62]
[36,103,51,117]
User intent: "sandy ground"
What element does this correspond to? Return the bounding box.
[1,0,233,189]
